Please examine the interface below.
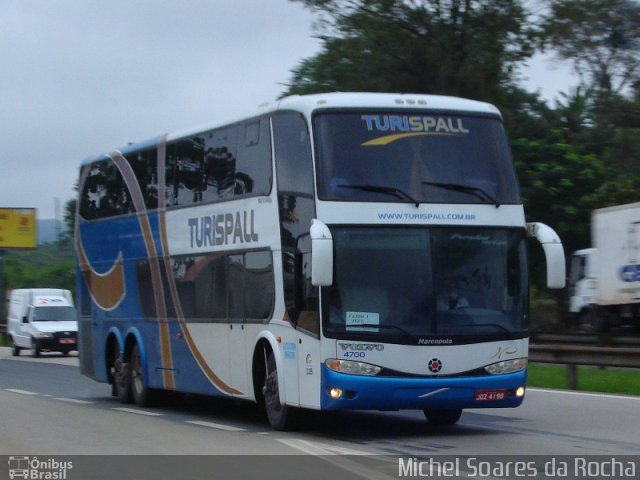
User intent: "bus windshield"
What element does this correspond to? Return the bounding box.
[314,112,520,205]
[322,227,528,344]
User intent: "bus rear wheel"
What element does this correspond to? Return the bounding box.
[423,408,463,426]
[262,350,292,431]
[111,343,132,403]
[130,342,154,407]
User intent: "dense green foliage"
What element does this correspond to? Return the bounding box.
[287,0,539,107]
[2,238,75,296]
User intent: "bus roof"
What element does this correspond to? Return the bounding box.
[81,92,501,166]
[273,92,501,118]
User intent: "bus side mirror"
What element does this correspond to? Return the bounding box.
[310,219,333,287]
[527,222,566,289]
[22,316,28,324]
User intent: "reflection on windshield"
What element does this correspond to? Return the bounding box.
[32,306,77,322]
[322,227,528,344]
[315,112,520,205]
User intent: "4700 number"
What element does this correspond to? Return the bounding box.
[343,351,366,358]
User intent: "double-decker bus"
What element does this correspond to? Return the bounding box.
[76,92,565,430]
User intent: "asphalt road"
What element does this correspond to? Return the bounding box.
[1,347,639,478]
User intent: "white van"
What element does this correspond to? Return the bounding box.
[7,289,78,357]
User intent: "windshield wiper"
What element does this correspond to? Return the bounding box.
[422,181,500,208]
[347,323,420,341]
[338,184,420,208]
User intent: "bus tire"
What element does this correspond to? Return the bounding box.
[423,408,463,426]
[111,343,132,403]
[262,349,292,431]
[130,342,154,407]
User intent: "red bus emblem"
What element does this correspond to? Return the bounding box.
[428,358,443,373]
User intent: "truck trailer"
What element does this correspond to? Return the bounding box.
[569,202,640,332]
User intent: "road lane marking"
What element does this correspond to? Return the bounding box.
[277,439,391,480]
[113,407,163,416]
[54,397,93,405]
[5,388,39,396]
[277,438,373,456]
[528,387,640,402]
[185,420,246,432]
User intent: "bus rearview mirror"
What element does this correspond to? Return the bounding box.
[310,219,334,287]
[527,222,566,289]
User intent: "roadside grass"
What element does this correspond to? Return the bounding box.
[528,363,640,396]
[0,334,8,347]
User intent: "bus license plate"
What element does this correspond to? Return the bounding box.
[475,389,507,401]
[59,338,76,344]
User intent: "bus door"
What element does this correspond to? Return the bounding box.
[295,251,321,408]
[228,254,249,395]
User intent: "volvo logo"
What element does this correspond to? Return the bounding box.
[338,343,384,352]
[428,358,443,373]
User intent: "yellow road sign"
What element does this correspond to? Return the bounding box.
[0,208,37,249]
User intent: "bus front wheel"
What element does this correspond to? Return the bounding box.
[262,350,292,431]
[423,408,463,426]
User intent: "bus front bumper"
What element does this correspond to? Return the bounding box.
[320,364,527,411]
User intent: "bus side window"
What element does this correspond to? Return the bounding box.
[79,159,132,219]
[167,136,206,206]
[227,254,244,322]
[245,251,275,322]
[126,148,158,210]
[203,127,238,202]
[237,118,272,196]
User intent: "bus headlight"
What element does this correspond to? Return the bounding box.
[484,358,527,375]
[38,332,53,338]
[325,359,382,376]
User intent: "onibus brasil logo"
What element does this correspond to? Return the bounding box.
[8,456,73,480]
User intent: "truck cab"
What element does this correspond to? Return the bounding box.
[7,289,78,357]
[569,248,597,319]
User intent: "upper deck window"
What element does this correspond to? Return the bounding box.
[314,112,520,205]
[165,119,272,207]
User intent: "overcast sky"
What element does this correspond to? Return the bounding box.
[1,0,574,220]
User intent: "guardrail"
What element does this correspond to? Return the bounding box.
[531,332,640,347]
[529,342,640,390]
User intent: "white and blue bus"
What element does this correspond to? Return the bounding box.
[76,92,565,430]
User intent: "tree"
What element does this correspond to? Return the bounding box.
[554,85,594,143]
[544,0,640,96]
[64,198,76,237]
[513,138,639,257]
[286,0,537,105]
